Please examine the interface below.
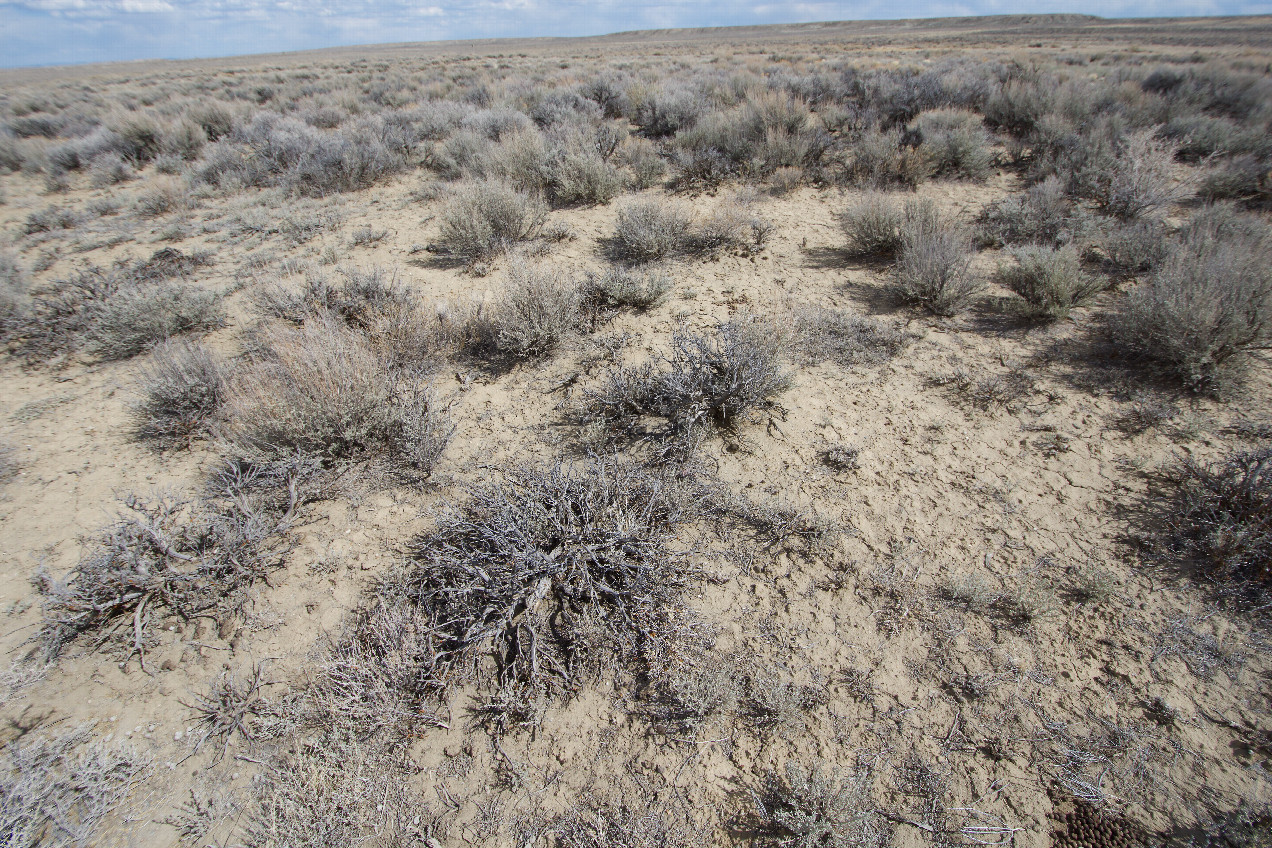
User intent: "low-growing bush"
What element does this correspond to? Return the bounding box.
[1200,155,1269,204]
[995,244,1105,322]
[610,199,693,263]
[840,126,931,188]
[131,339,225,446]
[583,266,672,311]
[1099,219,1170,275]
[912,108,994,181]
[0,724,150,848]
[756,760,889,848]
[0,251,27,331]
[435,179,547,264]
[977,176,1085,248]
[36,458,310,661]
[362,456,708,706]
[792,306,910,367]
[1109,207,1272,393]
[1160,446,1271,589]
[840,192,904,257]
[892,203,980,315]
[609,198,770,263]
[1072,129,1187,220]
[579,320,790,451]
[222,318,449,478]
[9,266,223,363]
[483,260,584,359]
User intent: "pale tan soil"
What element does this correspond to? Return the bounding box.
[1,19,1271,848]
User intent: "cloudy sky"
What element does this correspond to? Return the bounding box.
[0,0,1265,68]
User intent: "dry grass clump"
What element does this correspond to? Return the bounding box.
[349,457,707,719]
[9,264,222,364]
[792,306,910,367]
[579,321,790,452]
[891,203,979,315]
[222,318,449,479]
[0,724,150,848]
[995,244,1105,322]
[1158,446,1271,590]
[131,339,225,447]
[435,179,547,264]
[35,458,308,662]
[1109,206,1272,393]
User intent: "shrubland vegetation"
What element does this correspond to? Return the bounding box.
[0,16,1270,848]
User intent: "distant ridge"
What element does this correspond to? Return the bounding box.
[2,13,1270,82]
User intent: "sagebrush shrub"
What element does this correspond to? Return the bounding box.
[995,244,1105,322]
[840,192,904,257]
[977,176,1084,248]
[131,339,225,445]
[580,321,789,450]
[222,318,448,478]
[892,202,980,315]
[1109,207,1272,392]
[792,306,910,366]
[485,260,584,359]
[1100,218,1170,275]
[913,108,993,181]
[583,267,672,311]
[436,179,547,264]
[610,199,693,263]
[1161,446,1272,589]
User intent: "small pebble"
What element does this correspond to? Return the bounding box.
[174,731,183,741]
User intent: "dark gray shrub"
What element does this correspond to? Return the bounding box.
[977,176,1084,248]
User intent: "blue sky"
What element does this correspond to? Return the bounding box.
[0,0,1267,69]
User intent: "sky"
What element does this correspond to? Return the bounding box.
[0,0,1268,69]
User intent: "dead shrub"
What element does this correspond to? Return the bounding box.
[35,458,308,662]
[131,338,225,446]
[0,724,150,848]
